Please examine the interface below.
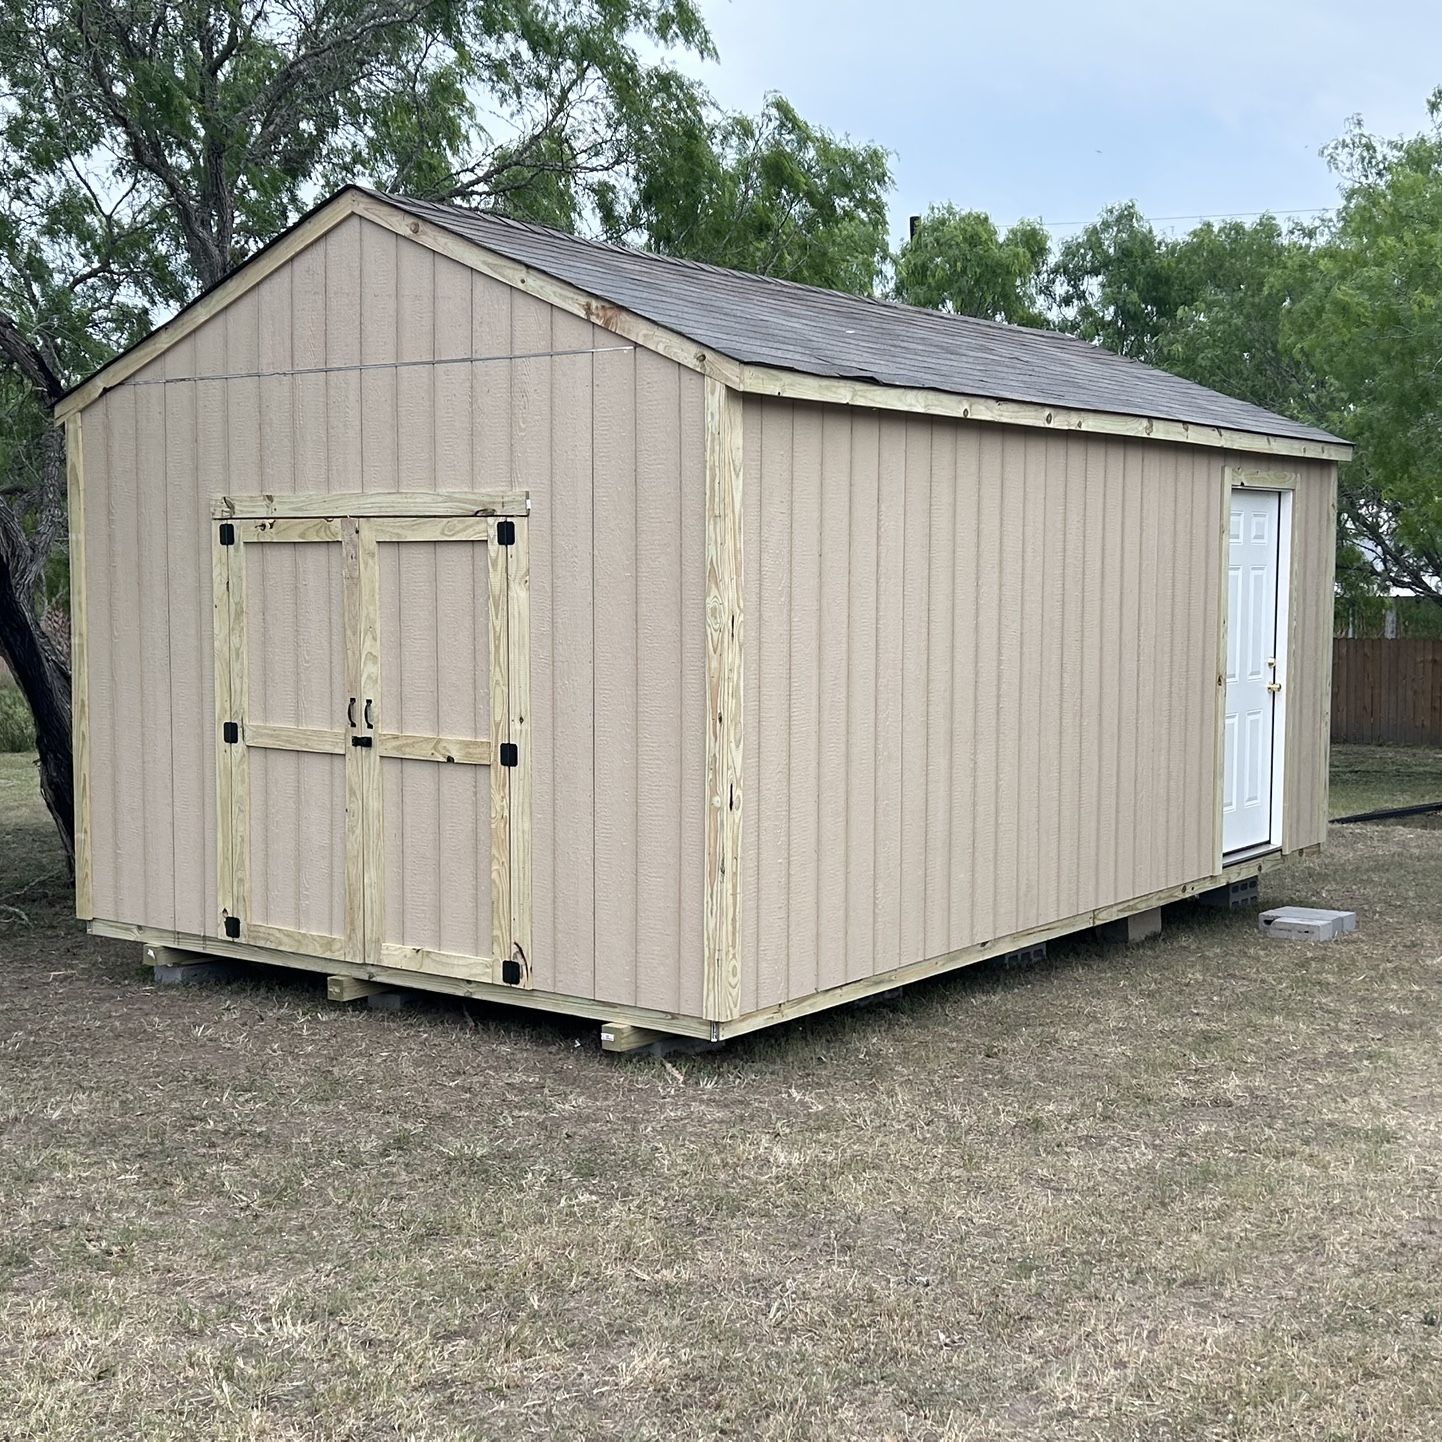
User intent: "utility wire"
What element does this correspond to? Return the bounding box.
[1021,205,1332,231]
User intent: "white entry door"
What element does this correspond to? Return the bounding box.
[1223,489,1283,853]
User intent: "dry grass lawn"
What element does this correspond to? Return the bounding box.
[1,750,1440,1440]
[1330,742,1442,818]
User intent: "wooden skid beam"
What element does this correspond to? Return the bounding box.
[327,975,389,1003]
[599,1022,673,1053]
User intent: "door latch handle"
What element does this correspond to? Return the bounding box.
[347,697,357,728]
[364,698,374,730]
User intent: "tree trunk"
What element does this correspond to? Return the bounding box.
[0,542,74,871]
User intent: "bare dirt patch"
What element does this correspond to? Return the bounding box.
[2,752,1440,1440]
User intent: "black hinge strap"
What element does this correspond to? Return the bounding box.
[222,721,239,744]
[224,916,240,938]
[496,519,515,546]
[500,742,518,767]
[218,522,236,546]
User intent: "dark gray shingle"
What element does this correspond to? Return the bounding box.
[380,188,1340,448]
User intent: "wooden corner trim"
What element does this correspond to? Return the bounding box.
[1212,471,1232,872]
[66,413,92,920]
[703,378,744,1022]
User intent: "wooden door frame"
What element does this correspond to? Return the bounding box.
[212,490,531,984]
[1217,468,1295,866]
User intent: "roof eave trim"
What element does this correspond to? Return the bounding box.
[737,364,1354,463]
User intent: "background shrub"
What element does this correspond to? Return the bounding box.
[0,682,36,752]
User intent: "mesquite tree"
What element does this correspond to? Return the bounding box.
[0,0,713,860]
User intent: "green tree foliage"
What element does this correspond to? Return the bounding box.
[1159,217,1324,421]
[0,0,899,859]
[0,1,896,860]
[1292,96,1442,606]
[892,205,1049,324]
[1048,202,1191,360]
[617,94,892,294]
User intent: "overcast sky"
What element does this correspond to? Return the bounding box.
[674,0,1441,244]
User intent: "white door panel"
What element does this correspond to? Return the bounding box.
[1222,489,1282,853]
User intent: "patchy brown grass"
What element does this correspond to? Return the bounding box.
[1,750,1441,1440]
[1330,742,1442,819]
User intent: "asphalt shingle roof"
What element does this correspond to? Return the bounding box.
[372,188,1344,448]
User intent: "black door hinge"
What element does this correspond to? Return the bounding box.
[222,721,239,744]
[224,916,241,938]
[501,958,522,985]
[500,742,518,767]
[218,522,236,546]
[496,519,515,546]
[351,735,373,747]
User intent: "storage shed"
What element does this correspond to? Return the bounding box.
[58,185,1352,1046]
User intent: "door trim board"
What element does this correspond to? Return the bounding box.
[214,491,528,520]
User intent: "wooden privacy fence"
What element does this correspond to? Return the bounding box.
[1332,638,1442,745]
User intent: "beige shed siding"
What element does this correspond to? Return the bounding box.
[79,213,707,1015]
[738,396,1334,1015]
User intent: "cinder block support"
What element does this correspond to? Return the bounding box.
[1198,876,1261,910]
[144,943,241,985]
[1096,907,1163,946]
[366,989,415,1012]
[998,942,1047,971]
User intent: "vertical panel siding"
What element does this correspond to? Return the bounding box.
[843,414,880,987]
[816,410,852,993]
[80,214,707,1016]
[739,400,1270,1009]
[537,311,592,1001]
[787,406,822,1001]
[634,348,684,1011]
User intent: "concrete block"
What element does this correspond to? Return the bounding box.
[1096,907,1163,946]
[997,942,1047,971]
[366,989,414,1011]
[148,949,240,986]
[1258,906,1356,942]
[1198,875,1260,910]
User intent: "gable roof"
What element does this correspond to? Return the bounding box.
[371,188,1345,451]
[57,185,1349,457]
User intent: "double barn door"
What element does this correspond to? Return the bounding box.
[212,494,531,989]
